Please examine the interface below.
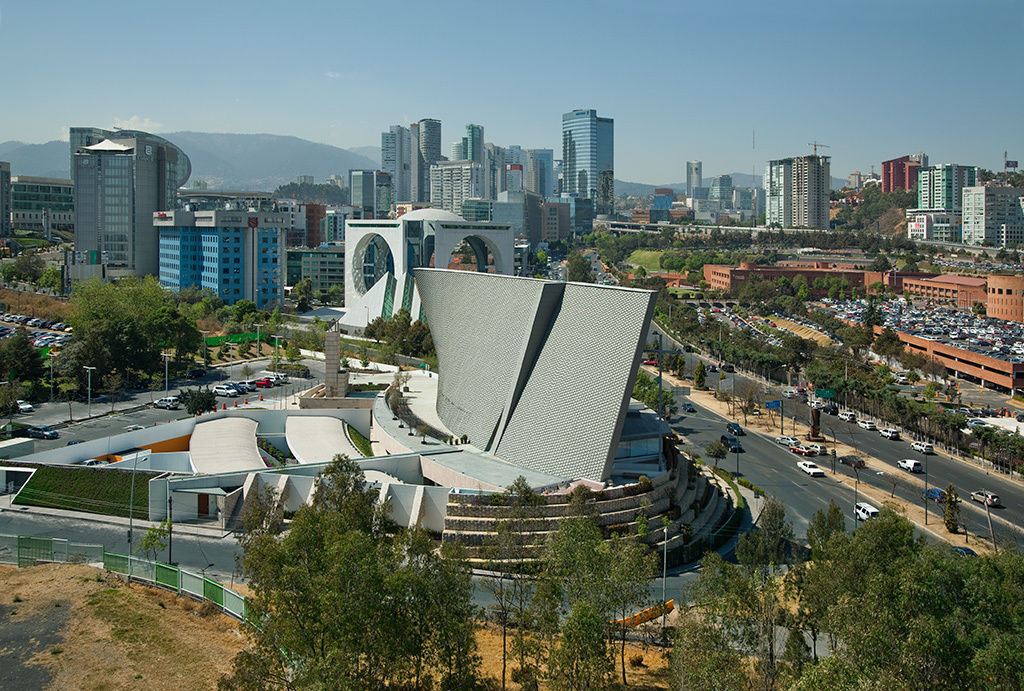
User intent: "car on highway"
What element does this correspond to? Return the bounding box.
[783,388,797,398]
[970,490,1001,507]
[154,397,180,410]
[822,403,839,415]
[806,443,827,455]
[911,441,935,454]
[721,364,735,373]
[775,435,799,446]
[25,425,58,440]
[854,502,880,521]
[880,428,901,440]
[789,445,816,456]
[856,420,878,431]
[797,461,825,477]
[838,411,856,422]
[213,385,238,397]
[808,400,824,410]
[839,454,866,469]
[16,400,34,413]
[897,458,923,473]
[683,402,696,413]
[726,422,744,436]
[923,487,947,503]
[720,434,744,452]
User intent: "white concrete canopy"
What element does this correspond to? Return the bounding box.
[189,418,264,474]
[285,416,362,464]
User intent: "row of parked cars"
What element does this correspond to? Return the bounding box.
[213,374,289,397]
[1,314,72,332]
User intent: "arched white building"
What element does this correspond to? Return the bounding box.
[341,208,514,330]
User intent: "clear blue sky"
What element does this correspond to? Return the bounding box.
[1,0,1021,183]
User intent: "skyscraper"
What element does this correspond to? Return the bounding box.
[561,109,614,215]
[73,130,191,277]
[381,125,412,202]
[709,175,733,207]
[462,124,484,164]
[686,161,702,197]
[918,164,978,212]
[505,164,524,193]
[430,161,484,215]
[412,119,441,203]
[765,155,831,229]
[526,149,554,198]
[350,170,392,219]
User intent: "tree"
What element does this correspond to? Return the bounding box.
[566,251,595,283]
[13,253,45,282]
[805,500,845,556]
[181,387,216,416]
[547,599,611,690]
[671,611,748,691]
[606,534,656,686]
[136,519,171,562]
[704,440,727,469]
[56,376,79,421]
[39,266,62,292]
[536,249,548,265]
[101,371,124,413]
[285,341,301,364]
[694,360,707,389]
[943,482,961,533]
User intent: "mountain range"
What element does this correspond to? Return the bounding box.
[0,133,844,192]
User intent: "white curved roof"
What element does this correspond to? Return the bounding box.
[285,416,362,464]
[189,418,264,474]
[398,208,466,223]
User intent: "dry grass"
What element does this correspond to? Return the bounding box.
[0,289,70,320]
[771,317,834,346]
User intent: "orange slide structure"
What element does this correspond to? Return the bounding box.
[611,600,674,628]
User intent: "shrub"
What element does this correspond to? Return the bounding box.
[628,653,646,668]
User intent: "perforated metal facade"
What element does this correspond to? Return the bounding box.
[415,268,655,482]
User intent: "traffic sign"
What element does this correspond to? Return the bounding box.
[816,388,836,399]
[765,399,782,409]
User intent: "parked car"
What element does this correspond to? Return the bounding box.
[797,461,825,477]
[806,443,827,455]
[683,402,696,413]
[839,454,866,469]
[880,428,901,440]
[213,385,237,397]
[951,546,978,558]
[854,502,880,521]
[642,360,658,366]
[154,397,180,410]
[775,435,799,446]
[720,434,744,453]
[253,378,273,388]
[186,368,206,379]
[16,400,34,413]
[721,364,735,373]
[726,422,744,436]
[838,411,856,422]
[912,441,935,454]
[970,490,1001,507]
[25,425,58,440]
[65,439,84,446]
[897,458,923,473]
[923,487,947,503]
[857,420,877,431]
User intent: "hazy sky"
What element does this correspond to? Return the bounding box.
[1,0,1022,182]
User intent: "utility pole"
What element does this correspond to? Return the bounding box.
[661,525,668,631]
[167,494,174,564]
[923,455,929,525]
[657,333,663,419]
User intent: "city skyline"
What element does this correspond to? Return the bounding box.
[0,0,1021,183]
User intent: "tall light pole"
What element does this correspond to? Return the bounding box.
[128,453,140,583]
[48,352,55,401]
[254,323,263,359]
[161,352,172,395]
[273,335,282,369]
[83,366,96,419]
[661,525,669,631]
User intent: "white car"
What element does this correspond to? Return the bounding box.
[16,400,34,413]
[838,411,856,422]
[153,397,180,410]
[809,400,825,410]
[775,436,799,446]
[879,428,900,440]
[897,458,923,473]
[854,502,880,521]
[797,461,825,477]
[213,384,237,397]
[911,441,935,454]
[857,420,877,431]
[806,443,828,455]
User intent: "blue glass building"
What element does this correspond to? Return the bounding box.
[561,109,614,215]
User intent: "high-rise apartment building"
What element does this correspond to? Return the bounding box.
[561,109,614,215]
[686,161,702,198]
[350,170,392,219]
[412,118,441,203]
[882,152,928,193]
[430,161,484,215]
[155,209,285,308]
[765,155,831,229]
[961,186,1024,247]
[451,141,465,162]
[73,130,191,277]
[381,125,412,202]
[918,164,978,212]
[0,162,10,237]
[525,149,554,198]
[462,124,484,164]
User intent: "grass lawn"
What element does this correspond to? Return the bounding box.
[347,425,373,457]
[11,463,157,519]
[627,249,664,271]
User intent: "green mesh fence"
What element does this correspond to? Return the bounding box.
[203,578,225,607]
[17,535,51,567]
[155,562,180,590]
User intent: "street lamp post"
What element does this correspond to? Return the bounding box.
[83,366,96,418]
[48,353,55,401]
[128,453,140,583]
[661,525,668,631]
[273,335,282,369]
[162,352,172,395]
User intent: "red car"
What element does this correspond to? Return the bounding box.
[254,378,273,388]
[642,360,658,366]
[789,445,815,456]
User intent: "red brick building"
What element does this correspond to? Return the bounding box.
[882,155,922,193]
[901,274,987,308]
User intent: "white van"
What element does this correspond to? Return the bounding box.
[911,441,934,454]
[854,502,880,521]
[838,411,857,422]
[897,458,922,473]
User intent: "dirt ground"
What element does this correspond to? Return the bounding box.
[0,563,245,690]
[0,564,672,690]
[771,317,834,346]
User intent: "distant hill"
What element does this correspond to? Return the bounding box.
[0,132,377,190]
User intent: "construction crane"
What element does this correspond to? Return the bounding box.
[808,141,830,156]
